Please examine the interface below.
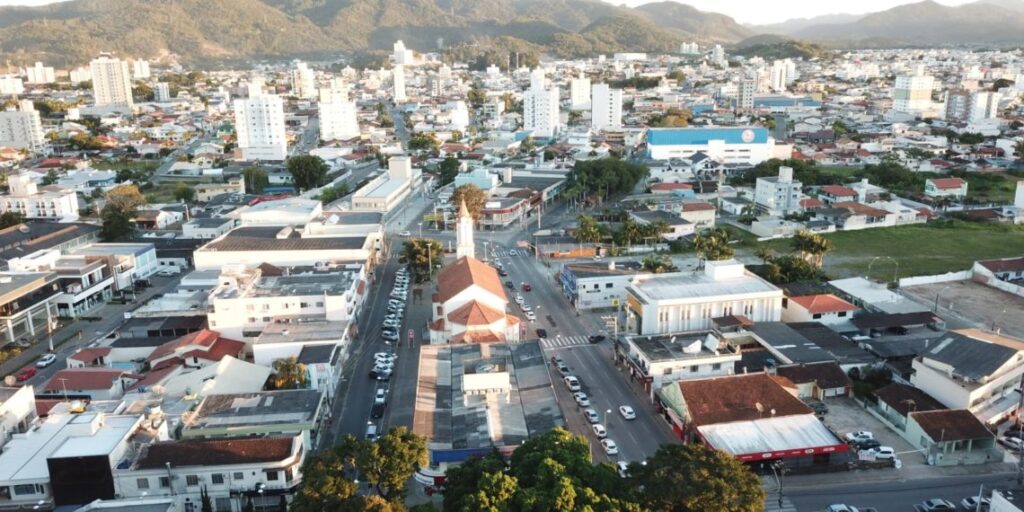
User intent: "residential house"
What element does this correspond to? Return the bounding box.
[925,178,968,199]
[781,293,859,326]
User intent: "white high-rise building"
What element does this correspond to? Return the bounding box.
[393,40,414,66]
[393,65,407,102]
[0,76,25,96]
[590,83,622,131]
[318,85,359,142]
[131,59,150,79]
[448,101,470,131]
[291,61,316,99]
[569,73,591,110]
[90,55,134,109]
[769,60,789,92]
[0,100,44,152]
[154,82,171,102]
[711,45,726,66]
[438,64,452,81]
[234,85,287,161]
[523,68,559,138]
[968,91,1001,121]
[893,73,935,115]
[737,77,756,112]
[69,66,92,85]
[680,42,700,55]
[24,62,55,84]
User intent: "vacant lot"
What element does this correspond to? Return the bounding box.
[753,221,1024,279]
[903,280,1024,339]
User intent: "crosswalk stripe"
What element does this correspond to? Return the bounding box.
[540,336,591,349]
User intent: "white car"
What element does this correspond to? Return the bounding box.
[601,439,618,455]
[564,376,581,392]
[573,392,590,407]
[616,461,629,478]
[961,496,991,511]
[619,405,636,420]
[509,250,517,256]
[515,295,524,304]
[845,431,874,443]
[825,506,859,512]
[521,304,532,313]
[375,352,397,361]
[398,230,411,236]
[36,354,57,368]
[583,408,599,423]
[524,311,537,321]
[592,423,607,438]
[860,446,895,460]
[374,388,387,405]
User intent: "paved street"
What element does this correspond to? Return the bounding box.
[786,472,1019,511]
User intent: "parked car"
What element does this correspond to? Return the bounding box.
[601,439,618,455]
[616,461,630,478]
[859,446,895,460]
[806,400,829,415]
[371,403,385,419]
[825,506,859,512]
[537,328,548,339]
[365,424,378,441]
[36,354,56,368]
[592,424,607,438]
[574,392,590,407]
[920,499,956,511]
[618,405,636,420]
[505,280,515,289]
[999,436,1024,451]
[15,338,30,348]
[583,408,599,423]
[521,304,532,312]
[498,268,509,277]
[960,496,991,511]
[525,311,536,321]
[374,388,387,405]
[16,367,36,382]
[845,431,873,443]
[564,376,581,392]
[854,439,881,451]
[588,335,606,344]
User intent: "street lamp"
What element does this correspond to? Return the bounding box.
[933,285,952,312]
[769,460,786,508]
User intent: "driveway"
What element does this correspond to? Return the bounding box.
[822,397,924,468]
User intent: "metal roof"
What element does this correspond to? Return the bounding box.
[647,127,769,146]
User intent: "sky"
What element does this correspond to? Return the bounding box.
[0,0,982,24]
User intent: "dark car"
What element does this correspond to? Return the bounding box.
[522,283,532,292]
[371,403,385,419]
[805,400,829,415]
[536,328,548,338]
[588,335,606,344]
[855,439,881,451]
[498,269,509,277]
[505,280,515,289]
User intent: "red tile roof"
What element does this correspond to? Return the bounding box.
[447,300,507,326]
[820,185,857,197]
[68,347,111,364]
[435,257,507,304]
[675,373,813,426]
[44,368,128,392]
[910,410,993,441]
[651,182,693,191]
[800,198,824,209]
[929,177,966,189]
[789,294,858,314]
[146,329,223,363]
[682,202,715,212]
[136,436,296,469]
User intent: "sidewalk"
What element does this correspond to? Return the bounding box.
[780,462,1018,490]
[0,275,180,379]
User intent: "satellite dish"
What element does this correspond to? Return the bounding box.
[755,402,764,413]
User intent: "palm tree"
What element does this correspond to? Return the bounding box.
[1014,139,1024,162]
[791,230,832,268]
[755,246,775,264]
[692,228,735,265]
[271,357,308,389]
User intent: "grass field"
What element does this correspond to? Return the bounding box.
[753,220,1024,279]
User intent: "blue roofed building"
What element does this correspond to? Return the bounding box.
[752,96,822,112]
[646,127,781,165]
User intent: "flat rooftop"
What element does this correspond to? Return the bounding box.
[184,390,322,432]
[255,321,350,345]
[213,270,358,300]
[413,342,563,451]
[626,331,732,363]
[0,413,139,482]
[357,174,408,199]
[629,269,780,303]
[201,226,368,252]
[563,260,645,279]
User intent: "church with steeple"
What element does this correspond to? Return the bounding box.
[455,199,474,259]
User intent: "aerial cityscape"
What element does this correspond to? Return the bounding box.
[3,0,1024,511]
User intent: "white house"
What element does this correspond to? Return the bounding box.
[781,293,859,326]
[620,331,741,399]
[924,177,968,199]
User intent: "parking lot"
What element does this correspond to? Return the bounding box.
[903,280,1024,339]
[819,397,924,468]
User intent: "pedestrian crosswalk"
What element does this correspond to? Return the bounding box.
[492,247,526,258]
[763,496,797,512]
[540,335,592,349]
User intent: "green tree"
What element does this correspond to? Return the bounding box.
[567,158,650,201]
[629,444,765,512]
[692,228,735,263]
[642,254,678,273]
[242,166,269,194]
[350,426,427,501]
[520,136,536,154]
[200,486,213,512]
[409,133,440,152]
[574,214,603,243]
[450,184,488,222]
[41,169,59,185]
[270,357,308,390]
[287,155,329,192]
[173,182,196,203]
[399,238,443,283]
[648,108,691,128]
[438,157,461,186]
[101,184,147,241]
[467,86,487,108]
[0,212,24,229]
[449,130,463,142]
[319,183,351,205]
[568,110,584,127]
[133,83,154,102]
[290,450,360,512]
[791,229,832,267]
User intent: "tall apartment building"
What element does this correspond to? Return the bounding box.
[234,85,287,161]
[754,165,802,216]
[0,100,45,152]
[23,62,55,84]
[130,59,150,79]
[590,83,622,131]
[318,85,359,142]
[892,73,934,115]
[0,76,24,96]
[523,68,559,138]
[291,61,316,99]
[69,66,92,85]
[769,60,790,92]
[569,72,591,110]
[90,55,134,109]
[154,82,171,102]
[680,42,700,55]
[393,40,414,66]
[393,64,407,102]
[711,45,726,66]
[0,173,78,219]
[736,77,756,112]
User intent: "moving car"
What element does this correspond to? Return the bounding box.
[618,405,636,420]
[498,269,509,277]
[16,367,36,382]
[601,439,618,455]
[522,283,532,292]
[825,506,859,512]
[592,424,607,438]
[509,250,517,256]
[588,335,606,344]
[616,461,630,478]
[398,230,411,236]
[920,499,955,511]
[36,354,56,368]
[505,280,515,289]
[537,328,548,339]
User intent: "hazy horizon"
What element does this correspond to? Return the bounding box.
[0,0,983,24]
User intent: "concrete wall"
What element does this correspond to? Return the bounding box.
[898,270,972,288]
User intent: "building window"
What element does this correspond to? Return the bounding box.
[137,478,150,490]
[233,472,244,480]
[13,485,37,496]
[663,368,672,375]
[159,477,170,488]
[782,298,788,308]
[262,317,271,322]
[712,363,721,371]
[300,302,309,308]
[316,302,324,307]
[186,475,200,487]
[690,365,698,373]
[838,311,848,317]
[812,313,822,319]
[211,474,224,485]
[265,471,280,481]
[247,317,256,323]
[605,283,613,288]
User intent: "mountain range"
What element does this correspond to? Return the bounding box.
[2,0,1024,67]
